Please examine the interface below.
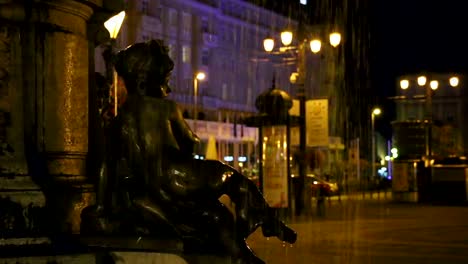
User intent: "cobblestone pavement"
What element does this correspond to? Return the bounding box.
[246,197,468,264]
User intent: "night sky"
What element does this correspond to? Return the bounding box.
[372,0,468,136]
[373,0,468,95]
[250,0,468,94]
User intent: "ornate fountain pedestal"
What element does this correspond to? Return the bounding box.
[0,0,95,233]
[0,2,97,261]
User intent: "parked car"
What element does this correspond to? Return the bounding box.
[249,172,340,197]
[292,174,340,197]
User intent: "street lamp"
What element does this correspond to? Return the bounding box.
[193,71,206,132]
[263,29,341,215]
[398,75,460,159]
[400,79,409,90]
[449,76,459,87]
[264,32,341,55]
[417,76,427,86]
[371,107,382,179]
[263,38,275,52]
[329,32,342,48]
[104,11,126,39]
[103,11,126,116]
[309,39,321,53]
[281,30,293,46]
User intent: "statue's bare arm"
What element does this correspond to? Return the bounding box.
[170,102,200,156]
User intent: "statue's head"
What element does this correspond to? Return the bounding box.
[114,39,174,98]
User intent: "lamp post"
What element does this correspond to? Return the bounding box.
[244,81,295,216]
[193,71,206,132]
[103,11,126,116]
[371,107,381,180]
[399,75,459,160]
[263,29,341,215]
[395,74,460,202]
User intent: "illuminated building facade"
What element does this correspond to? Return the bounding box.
[95,0,296,170]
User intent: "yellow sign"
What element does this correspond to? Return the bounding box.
[306,99,329,147]
[262,126,289,208]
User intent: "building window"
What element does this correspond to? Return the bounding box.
[235,26,241,47]
[231,83,235,99]
[169,74,176,86]
[227,27,234,42]
[155,7,162,20]
[222,83,228,100]
[182,78,191,93]
[169,9,177,27]
[183,63,191,80]
[168,42,177,76]
[247,86,252,106]
[141,0,149,14]
[182,45,191,63]
[201,18,209,33]
[182,12,192,39]
[219,25,225,41]
[202,49,210,65]
[168,43,176,61]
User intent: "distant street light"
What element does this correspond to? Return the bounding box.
[400,79,409,89]
[371,107,382,179]
[329,32,342,47]
[264,31,341,55]
[429,80,439,90]
[281,30,293,46]
[309,39,322,53]
[449,76,459,87]
[193,71,206,132]
[417,76,427,86]
[263,38,274,52]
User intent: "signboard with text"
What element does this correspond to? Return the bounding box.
[262,126,289,208]
[306,99,329,147]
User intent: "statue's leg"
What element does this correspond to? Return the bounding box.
[229,174,296,243]
[198,160,296,244]
[81,160,112,234]
[95,161,109,214]
[94,123,115,216]
[131,196,182,238]
[186,199,265,264]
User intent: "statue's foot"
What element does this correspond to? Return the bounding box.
[80,206,112,235]
[261,220,297,244]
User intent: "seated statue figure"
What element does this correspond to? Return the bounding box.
[81,39,296,264]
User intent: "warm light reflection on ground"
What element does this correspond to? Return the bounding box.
[247,193,468,264]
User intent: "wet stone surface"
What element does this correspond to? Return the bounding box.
[247,199,468,264]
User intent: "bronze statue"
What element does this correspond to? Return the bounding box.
[81,39,296,264]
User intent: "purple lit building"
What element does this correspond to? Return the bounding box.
[94,0,301,171]
[94,0,355,179]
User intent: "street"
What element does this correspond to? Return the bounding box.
[247,195,468,264]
